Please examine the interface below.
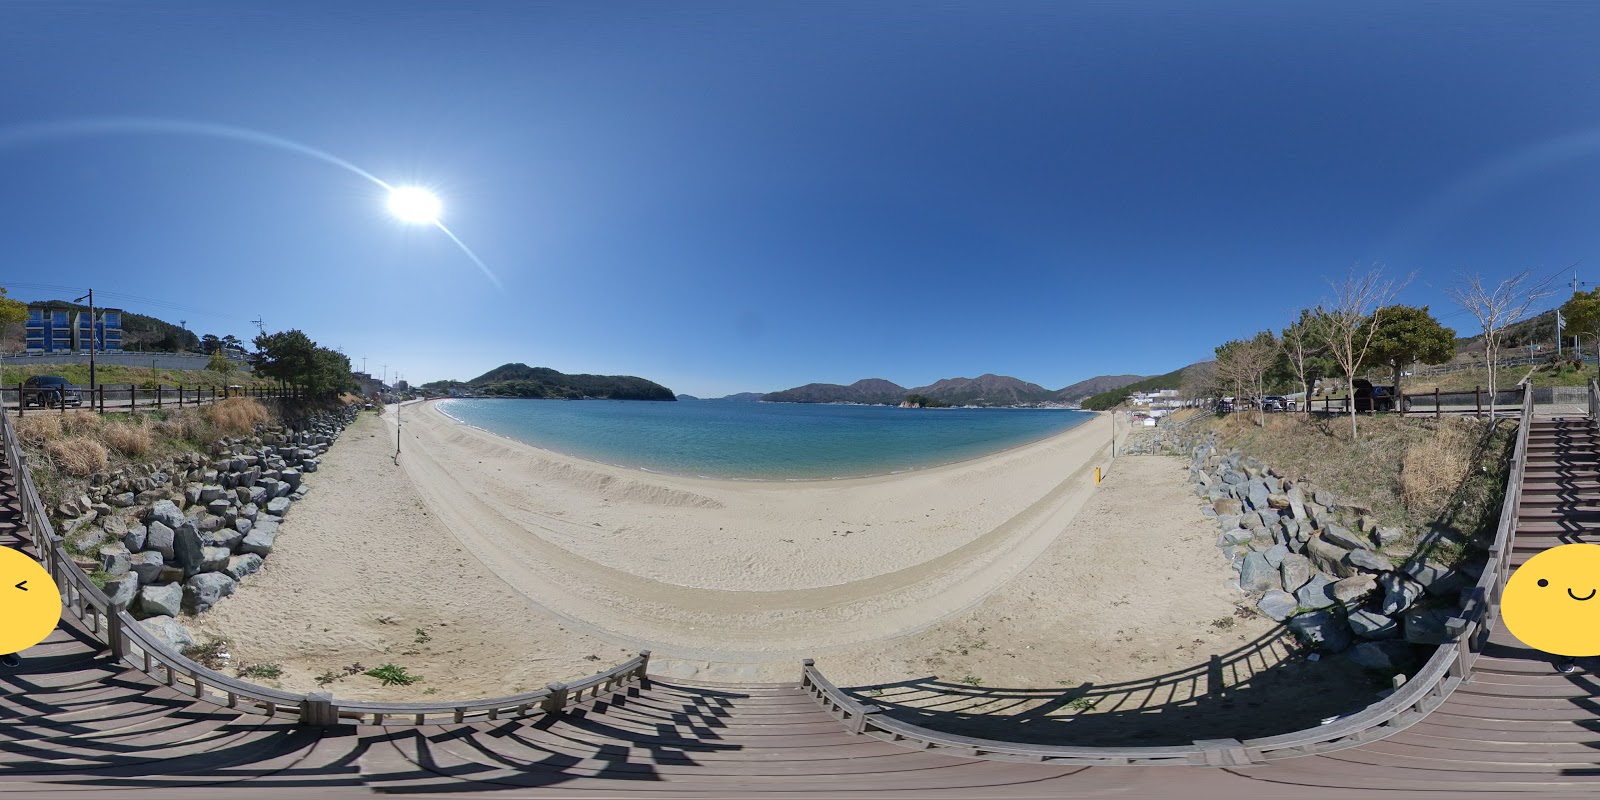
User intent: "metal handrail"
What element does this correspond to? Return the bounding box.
[1,409,651,726]
[799,380,1535,765]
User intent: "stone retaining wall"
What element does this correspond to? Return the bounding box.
[1135,420,1488,677]
[54,404,361,649]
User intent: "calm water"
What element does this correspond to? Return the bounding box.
[435,399,1092,480]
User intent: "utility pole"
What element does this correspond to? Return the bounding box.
[251,317,265,337]
[74,289,96,392]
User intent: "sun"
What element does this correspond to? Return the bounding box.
[387,186,442,224]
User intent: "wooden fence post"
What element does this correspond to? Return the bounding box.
[541,682,570,714]
[16,382,23,417]
[156,385,162,410]
[178,384,184,409]
[1435,388,1441,419]
[299,692,340,726]
[107,603,129,660]
[97,385,105,414]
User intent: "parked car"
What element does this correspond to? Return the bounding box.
[1261,395,1289,412]
[1352,379,1396,412]
[23,375,83,408]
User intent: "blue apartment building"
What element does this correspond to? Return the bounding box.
[25,306,124,354]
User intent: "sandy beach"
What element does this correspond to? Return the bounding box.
[199,400,1268,699]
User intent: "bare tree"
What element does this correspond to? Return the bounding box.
[1282,307,1331,414]
[1445,270,1554,417]
[1215,331,1281,427]
[1323,264,1409,440]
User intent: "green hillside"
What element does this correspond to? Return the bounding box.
[1080,364,1200,410]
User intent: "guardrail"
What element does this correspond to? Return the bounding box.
[12,383,300,415]
[2,408,651,726]
[801,380,1535,765]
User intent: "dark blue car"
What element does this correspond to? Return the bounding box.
[23,375,83,408]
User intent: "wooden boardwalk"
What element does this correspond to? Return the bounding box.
[3,414,1599,797]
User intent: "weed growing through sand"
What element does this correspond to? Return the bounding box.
[183,639,231,670]
[422,687,439,695]
[315,670,342,685]
[365,663,422,686]
[343,663,365,675]
[413,627,431,644]
[1065,697,1099,712]
[1211,617,1236,630]
[239,663,283,679]
[958,675,983,687]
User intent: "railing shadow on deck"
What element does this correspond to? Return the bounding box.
[839,627,1406,748]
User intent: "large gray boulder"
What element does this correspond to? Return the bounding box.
[198,484,226,503]
[1278,554,1314,593]
[1380,573,1426,616]
[1239,552,1279,594]
[1288,610,1352,653]
[103,573,140,608]
[182,573,237,613]
[136,583,183,618]
[1331,574,1379,607]
[128,551,164,584]
[1304,535,1356,578]
[1405,561,1468,597]
[280,468,302,490]
[1345,549,1395,573]
[122,523,148,553]
[1348,640,1416,672]
[1321,525,1371,551]
[145,520,176,559]
[136,615,195,651]
[224,553,264,581]
[1373,526,1406,548]
[1256,589,1299,621]
[1263,543,1290,568]
[1287,486,1307,521]
[1348,609,1401,640]
[171,521,204,577]
[202,528,243,551]
[1246,479,1270,512]
[148,500,186,531]
[239,523,278,556]
[232,516,253,536]
[1295,572,1339,610]
[200,546,231,573]
[265,497,291,517]
[1213,498,1242,516]
[98,543,132,577]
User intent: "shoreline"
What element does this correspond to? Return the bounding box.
[430,396,1102,486]
[198,401,1272,696]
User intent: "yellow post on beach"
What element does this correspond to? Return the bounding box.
[1095,467,1101,484]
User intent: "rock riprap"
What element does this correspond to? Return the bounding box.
[54,404,360,648]
[1134,420,1490,677]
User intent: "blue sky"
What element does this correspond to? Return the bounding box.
[4,2,1600,396]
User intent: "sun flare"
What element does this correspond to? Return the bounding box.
[387,186,442,224]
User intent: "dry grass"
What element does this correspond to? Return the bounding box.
[59,410,101,437]
[203,398,270,438]
[101,419,154,457]
[1399,423,1473,513]
[46,437,108,477]
[15,415,62,448]
[1201,412,1513,541]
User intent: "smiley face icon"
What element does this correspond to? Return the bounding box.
[0,547,61,655]
[1502,543,1600,657]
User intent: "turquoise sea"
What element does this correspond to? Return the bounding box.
[435,399,1093,481]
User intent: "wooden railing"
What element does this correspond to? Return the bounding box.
[12,383,301,416]
[802,381,1536,765]
[1,409,651,726]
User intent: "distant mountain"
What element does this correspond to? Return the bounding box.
[713,392,766,402]
[762,378,907,405]
[467,363,676,401]
[676,394,701,401]
[908,374,1056,407]
[1055,374,1149,404]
